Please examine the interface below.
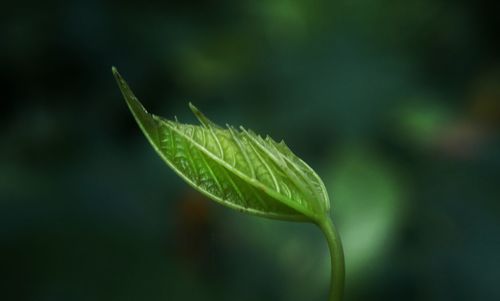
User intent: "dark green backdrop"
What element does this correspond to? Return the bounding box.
[2,1,499,300]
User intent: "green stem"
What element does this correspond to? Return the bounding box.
[318,217,345,301]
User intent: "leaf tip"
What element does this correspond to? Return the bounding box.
[112,67,154,131]
[111,67,131,95]
[111,66,121,81]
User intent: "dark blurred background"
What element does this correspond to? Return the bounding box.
[2,0,500,300]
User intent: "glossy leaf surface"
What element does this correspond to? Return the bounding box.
[113,67,330,222]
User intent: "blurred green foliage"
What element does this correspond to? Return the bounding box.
[1,0,499,301]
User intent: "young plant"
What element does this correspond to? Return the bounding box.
[112,67,345,301]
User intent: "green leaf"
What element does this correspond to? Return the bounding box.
[112,67,329,222]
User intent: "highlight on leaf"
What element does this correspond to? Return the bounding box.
[112,67,330,223]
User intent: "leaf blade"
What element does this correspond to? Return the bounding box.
[113,67,330,222]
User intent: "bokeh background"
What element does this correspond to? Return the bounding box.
[2,1,500,300]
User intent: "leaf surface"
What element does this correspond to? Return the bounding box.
[113,67,330,222]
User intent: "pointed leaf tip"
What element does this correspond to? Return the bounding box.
[111,66,121,81]
[112,68,156,141]
[112,67,130,95]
